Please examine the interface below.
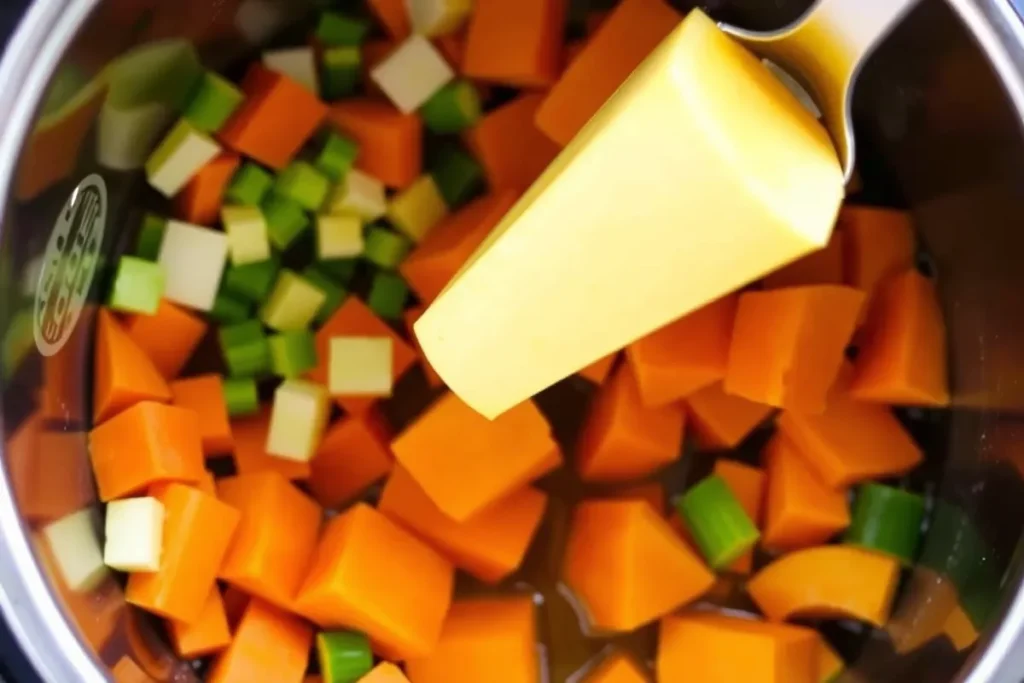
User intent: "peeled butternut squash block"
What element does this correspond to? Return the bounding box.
[416,9,844,419]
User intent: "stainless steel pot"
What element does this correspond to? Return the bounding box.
[1,0,1024,681]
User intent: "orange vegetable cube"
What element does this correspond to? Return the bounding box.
[168,588,232,658]
[406,597,539,683]
[657,613,819,683]
[582,652,647,683]
[944,603,979,651]
[360,662,410,683]
[367,0,411,40]
[232,407,311,481]
[94,309,171,424]
[330,98,422,188]
[208,599,313,683]
[626,294,737,406]
[761,435,849,552]
[840,205,915,316]
[113,656,155,683]
[725,286,865,414]
[90,401,205,501]
[124,299,208,379]
[763,228,844,289]
[294,503,454,660]
[309,411,394,509]
[9,415,95,523]
[463,0,565,87]
[465,93,560,190]
[170,374,233,455]
[576,363,685,482]
[686,382,774,450]
[578,353,617,385]
[218,471,322,610]
[220,63,328,170]
[404,307,445,388]
[712,459,766,573]
[563,500,714,631]
[175,152,240,226]
[391,392,560,521]
[126,484,240,623]
[380,466,547,584]
[849,269,949,406]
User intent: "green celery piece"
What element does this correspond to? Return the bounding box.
[676,475,760,570]
[208,291,252,324]
[223,257,281,303]
[136,213,167,261]
[363,226,411,269]
[274,161,331,212]
[367,271,408,321]
[846,483,925,565]
[420,80,482,134]
[262,194,311,250]
[260,270,328,332]
[222,377,260,417]
[303,266,348,325]
[317,631,373,683]
[227,163,274,206]
[106,40,204,113]
[316,132,360,182]
[218,320,271,378]
[183,71,244,134]
[316,11,372,46]
[429,143,485,208]
[318,258,358,284]
[321,47,360,101]
[108,256,165,315]
[269,330,319,378]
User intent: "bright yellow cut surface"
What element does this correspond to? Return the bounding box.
[417,10,844,418]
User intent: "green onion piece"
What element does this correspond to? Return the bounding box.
[316,12,372,46]
[223,257,281,303]
[274,161,331,212]
[316,132,360,182]
[676,475,760,570]
[136,213,167,261]
[208,291,252,324]
[303,266,348,324]
[367,271,408,321]
[222,377,260,417]
[262,194,310,250]
[227,162,274,207]
[845,483,925,564]
[420,80,482,134]
[321,47,361,101]
[182,71,244,134]
[363,226,411,269]
[269,330,319,378]
[429,143,485,208]
[108,256,165,315]
[218,320,271,378]
[317,631,373,683]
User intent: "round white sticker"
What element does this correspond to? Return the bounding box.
[33,174,107,357]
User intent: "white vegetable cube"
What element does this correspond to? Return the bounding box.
[260,269,327,331]
[405,0,472,37]
[103,497,165,573]
[222,205,271,265]
[329,336,394,397]
[158,220,230,311]
[42,508,107,592]
[266,379,330,462]
[316,215,364,260]
[370,35,454,114]
[327,169,387,221]
[386,175,449,242]
[263,47,319,93]
[145,119,221,197]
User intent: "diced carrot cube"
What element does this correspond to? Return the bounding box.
[817,637,845,681]
[294,503,454,660]
[113,656,155,683]
[126,483,240,623]
[232,407,311,481]
[174,152,240,226]
[208,599,313,683]
[405,596,539,683]
[9,414,95,523]
[218,471,322,610]
[626,294,737,406]
[90,401,205,501]
[685,381,774,450]
[124,299,208,379]
[168,588,232,658]
[840,205,915,319]
[764,228,844,289]
[463,0,565,87]
[535,0,681,146]
[309,410,395,509]
[197,470,217,496]
[391,392,560,521]
[609,481,665,515]
[330,98,422,188]
[712,458,765,573]
[367,0,411,40]
[563,500,714,631]
[576,363,685,482]
[657,613,819,683]
[94,309,172,424]
[400,192,519,305]
[578,353,617,385]
[380,466,547,584]
[583,652,648,683]
[464,94,559,190]
[404,307,445,388]
[170,374,233,455]
[360,662,410,683]
[849,269,949,406]
[725,286,865,414]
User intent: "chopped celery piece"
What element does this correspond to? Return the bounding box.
[266,379,330,462]
[42,509,107,592]
[316,12,372,46]
[386,175,448,242]
[262,194,310,250]
[845,483,925,564]
[315,132,360,182]
[104,497,164,572]
[209,291,252,324]
[269,330,319,378]
[317,630,373,683]
[370,35,454,114]
[227,162,274,206]
[429,143,485,208]
[263,47,319,93]
[136,213,167,261]
[108,256,165,315]
[363,226,411,269]
[317,258,358,284]
[317,215,364,260]
[367,271,408,321]
[218,320,271,377]
[223,377,260,417]
[329,336,393,397]
[145,119,221,197]
[676,475,760,570]
[157,220,229,312]
[321,46,361,101]
[183,71,244,134]
[274,161,331,212]
[222,205,271,265]
[327,168,386,221]
[260,269,327,331]
[223,257,280,303]
[303,267,348,325]
[421,80,481,134]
